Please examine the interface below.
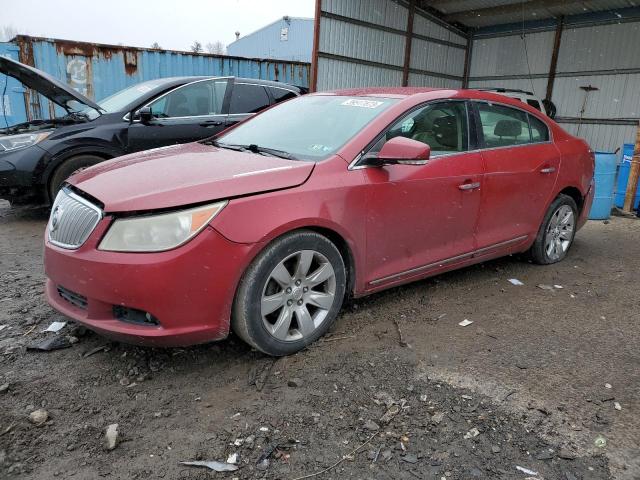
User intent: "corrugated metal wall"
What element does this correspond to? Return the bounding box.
[469,17,640,152]
[6,36,310,124]
[227,17,314,62]
[315,0,467,90]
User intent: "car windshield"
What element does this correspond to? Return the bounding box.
[97,80,166,113]
[216,95,398,161]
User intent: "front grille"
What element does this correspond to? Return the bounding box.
[57,286,88,310]
[48,188,102,249]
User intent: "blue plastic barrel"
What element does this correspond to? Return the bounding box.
[589,151,618,220]
[614,143,640,209]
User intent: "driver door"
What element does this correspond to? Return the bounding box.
[126,79,230,152]
[362,101,484,287]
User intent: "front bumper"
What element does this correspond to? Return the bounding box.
[0,145,47,202]
[44,223,256,347]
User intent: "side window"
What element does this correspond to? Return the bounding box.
[229,83,270,114]
[477,103,531,148]
[270,87,298,104]
[529,114,550,142]
[368,101,468,157]
[147,80,227,118]
[527,99,541,111]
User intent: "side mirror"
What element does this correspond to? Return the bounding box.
[137,106,153,123]
[363,136,431,167]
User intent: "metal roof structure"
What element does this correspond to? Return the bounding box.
[420,0,639,28]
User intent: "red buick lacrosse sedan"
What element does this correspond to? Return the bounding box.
[44,88,594,356]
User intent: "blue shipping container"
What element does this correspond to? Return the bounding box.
[3,35,310,125]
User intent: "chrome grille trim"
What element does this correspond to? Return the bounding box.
[48,188,103,249]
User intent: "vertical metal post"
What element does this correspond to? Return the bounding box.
[402,0,415,87]
[623,122,640,212]
[310,0,322,92]
[545,16,564,102]
[462,34,473,88]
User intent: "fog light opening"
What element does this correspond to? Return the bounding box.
[113,306,160,326]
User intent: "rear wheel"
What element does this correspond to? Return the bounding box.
[529,194,578,264]
[232,230,346,356]
[48,154,104,202]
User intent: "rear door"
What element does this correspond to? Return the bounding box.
[226,81,272,127]
[473,101,559,250]
[126,78,230,152]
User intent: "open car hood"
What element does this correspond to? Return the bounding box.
[0,56,102,112]
[68,142,315,212]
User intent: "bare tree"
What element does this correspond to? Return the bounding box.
[190,41,203,54]
[0,25,18,42]
[150,42,161,50]
[205,41,226,55]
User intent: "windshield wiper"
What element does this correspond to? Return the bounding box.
[209,141,296,160]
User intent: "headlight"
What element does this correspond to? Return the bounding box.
[0,131,52,152]
[99,201,227,252]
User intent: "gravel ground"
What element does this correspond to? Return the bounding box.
[0,199,638,479]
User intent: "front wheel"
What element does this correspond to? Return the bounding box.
[529,194,578,264]
[232,230,346,356]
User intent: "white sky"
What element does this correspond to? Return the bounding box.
[2,0,316,51]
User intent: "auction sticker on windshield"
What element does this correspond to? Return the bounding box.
[341,99,384,108]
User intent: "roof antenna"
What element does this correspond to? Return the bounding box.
[577,85,599,136]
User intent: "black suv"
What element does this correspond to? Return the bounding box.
[0,57,305,204]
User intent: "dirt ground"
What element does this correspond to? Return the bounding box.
[0,199,638,480]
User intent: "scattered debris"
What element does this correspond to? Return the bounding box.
[401,453,418,464]
[491,445,501,454]
[419,394,428,402]
[289,432,378,480]
[537,284,554,291]
[379,404,400,424]
[83,344,110,358]
[464,427,480,439]
[27,336,72,351]
[29,409,48,426]
[105,423,119,450]
[614,402,622,411]
[605,383,612,389]
[43,321,66,333]
[288,377,304,388]
[461,394,473,400]
[458,319,473,327]
[508,278,524,286]
[226,453,238,464]
[0,383,8,393]
[180,460,238,472]
[515,465,538,475]
[0,325,7,331]
[363,420,380,431]
[393,317,409,347]
[594,436,607,448]
[553,285,563,289]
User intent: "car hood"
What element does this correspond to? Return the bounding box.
[68,142,315,212]
[0,56,103,112]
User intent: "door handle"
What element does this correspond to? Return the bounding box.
[458,182,481,191]
[540,167,556,174]
[199,120,223,127]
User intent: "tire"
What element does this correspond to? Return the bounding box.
[528,194,578,265]
[48,155,104,202]
[232,230,346,356]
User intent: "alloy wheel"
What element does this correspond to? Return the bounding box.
[544,205,575,261]
[261,250,336,342]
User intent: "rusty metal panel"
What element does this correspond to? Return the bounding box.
[12,36,309,122]
[316,56,403,90]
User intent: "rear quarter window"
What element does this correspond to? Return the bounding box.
[529,114,550,142]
